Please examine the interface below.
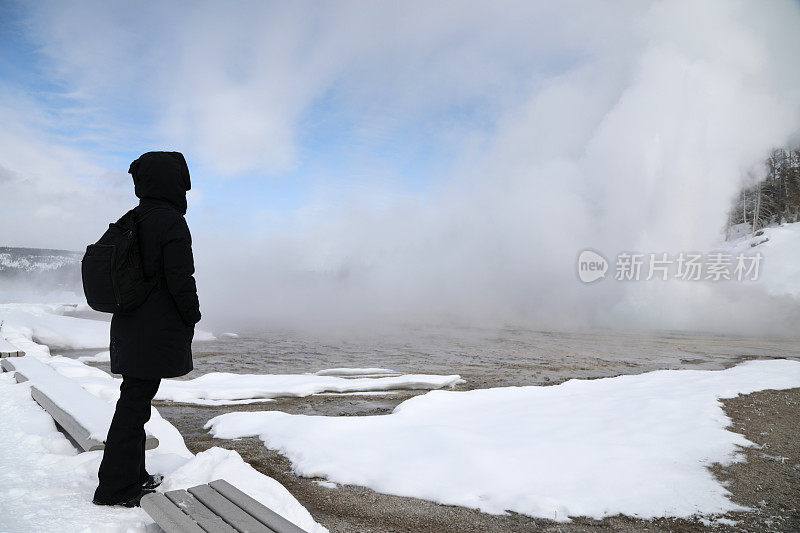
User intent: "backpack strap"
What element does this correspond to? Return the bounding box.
[131,206,176,290]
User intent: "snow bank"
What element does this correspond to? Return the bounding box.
[32,356,461,406]
[0,303,109,349]
[725,222,800,298]
[0,371,147,532]
[4,356,129,442]
[207,359,800,522]
[162,447,322,528]
[0,336,24,355]
[0,303,216,350]
[315,367,399,377]
[0,317,52,359]
[79,351,110,363]
[154,372,463,404]
[193,328,217,342]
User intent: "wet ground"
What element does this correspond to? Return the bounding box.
[63,325,800,532]
[67,324,800,388]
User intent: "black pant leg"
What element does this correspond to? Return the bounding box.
[93,376,161,504]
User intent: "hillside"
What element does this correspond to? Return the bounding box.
[724,221,800,299]
[0,247,82,294]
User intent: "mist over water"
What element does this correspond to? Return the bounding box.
[192,1,800,336]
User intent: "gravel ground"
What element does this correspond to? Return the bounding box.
[156,386,800,532]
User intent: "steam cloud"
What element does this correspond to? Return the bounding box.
[2,1,800,335]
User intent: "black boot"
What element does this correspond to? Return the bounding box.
[142,474,163,490]
[93,488,155,508]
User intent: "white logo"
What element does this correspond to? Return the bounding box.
[578,250,608,283]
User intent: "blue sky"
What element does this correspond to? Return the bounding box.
[0,0,524,239]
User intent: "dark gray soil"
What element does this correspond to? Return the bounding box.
[706,388,800,532]
[156,387,800,532]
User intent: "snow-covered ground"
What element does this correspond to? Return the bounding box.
[153,372,463,404]
[0,305,326,532]
[0,302,465,530]
[0,303,215,350]
[724,221,800,298]
[0,371,326,532]
[78,350,110,363]
[207,359,800,522]
[39,357,462,406]
[314,367,399,377]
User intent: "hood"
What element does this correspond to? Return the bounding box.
[129,151,191,214]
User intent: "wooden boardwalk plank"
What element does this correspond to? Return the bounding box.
[188,484,273,533]
[29,385,160,451]
[209,480,308,533]
[140,492,205,533]
[31,385,103,451]
[165,489,238,533]
[1,358,28,382]
[2,357,158,452]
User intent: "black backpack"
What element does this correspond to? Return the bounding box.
[81,207,165,313]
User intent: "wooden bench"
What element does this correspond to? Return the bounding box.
[0,337,25,357]
[141,479,308,533]
[1,357,158,452]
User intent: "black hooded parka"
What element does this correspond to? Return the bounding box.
[109,151,201,379]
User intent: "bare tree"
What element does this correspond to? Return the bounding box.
[727,146,800,239]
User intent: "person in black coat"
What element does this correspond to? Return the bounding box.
[93,151,201,507]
